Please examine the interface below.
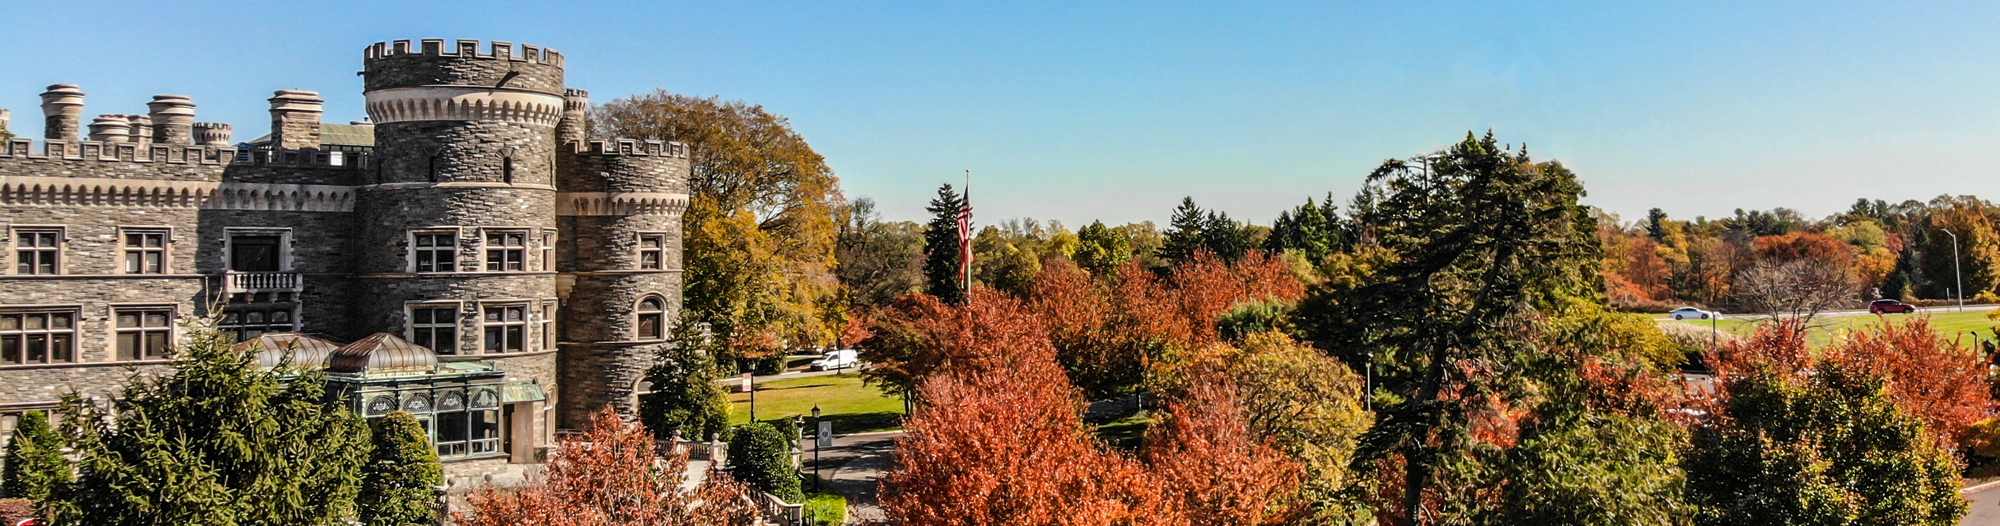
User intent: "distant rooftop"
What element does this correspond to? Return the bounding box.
[244,122,374,148]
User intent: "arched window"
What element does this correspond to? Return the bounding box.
[636,296,666,340]
[427,155,439,183]
[502,156,514,184]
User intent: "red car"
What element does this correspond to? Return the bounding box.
[1869,299,1917,314]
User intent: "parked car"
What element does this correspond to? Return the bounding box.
[809,349,860,371]
[1669,307,1717,320]
[1868,299,1918,314]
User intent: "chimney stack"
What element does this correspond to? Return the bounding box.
[89,114,133,142]
[0,108,11,135]
[146,95,197,145]
[125,115,152,145]
[268,90,324,150]
[38,84,85,142]
[193,122,233,147]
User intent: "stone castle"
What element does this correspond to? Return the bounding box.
[0,39,686,477]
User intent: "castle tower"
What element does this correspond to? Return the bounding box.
[38,84,84,141]
[193,122,233,146]
[557,89,589,148]
[355,38,568,436]
[555,139,690,429]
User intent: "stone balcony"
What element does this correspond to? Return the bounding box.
[222,271,302,294]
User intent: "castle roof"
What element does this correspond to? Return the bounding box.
[232,333,341,369]
[244,122,374,148]
[327,332,437,377]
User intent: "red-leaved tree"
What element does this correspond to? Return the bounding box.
[454,407,759,526]
[1144,376,1304,526]
[1824,319,1994,446]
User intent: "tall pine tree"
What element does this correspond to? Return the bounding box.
[923,184,969,304]
[1160,197,1207,265]
[1,411,69,504]
[358,412,443,526]
[47,318,371,525]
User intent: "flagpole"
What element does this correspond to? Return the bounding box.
[962,169,973,301]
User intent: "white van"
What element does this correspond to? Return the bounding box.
[809,349,860,371]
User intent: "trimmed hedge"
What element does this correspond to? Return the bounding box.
[728,422,802,502]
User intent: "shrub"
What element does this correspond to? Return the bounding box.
[803,493,846,526]
[728,422,801,502]
[359,411,444,526]
[639,337,731,442]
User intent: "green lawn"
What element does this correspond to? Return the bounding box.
[1668,309,1999,349]
[728,373,906,434]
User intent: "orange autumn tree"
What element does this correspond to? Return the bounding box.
[880,286,1307,526]
[1824,319,1993,445]
[1144,376,1304,526]
[454,407,759,526]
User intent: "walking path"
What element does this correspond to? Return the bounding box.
[803,430,903,523]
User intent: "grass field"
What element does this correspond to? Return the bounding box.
[727,372,906,434]
[1667,309,2000,349]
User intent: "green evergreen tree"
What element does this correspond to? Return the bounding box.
[47,318,371,525]
[923,184,969,304]
[1301,132,1603,523]
[358,412,441,526]
[1160,197,1207,265]
[1,411,69,503]
[1199,210,1252,261]
[639,323,731,441]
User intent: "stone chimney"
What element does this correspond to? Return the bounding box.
[268,90,324,150]
[0,108,11,135]
[146,95,197,145]
[38,84,85,142]
[88,114,133,142]
[193,122,233,147]
[126,114,152,145]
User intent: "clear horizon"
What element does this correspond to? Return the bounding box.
[2,1,1994,227]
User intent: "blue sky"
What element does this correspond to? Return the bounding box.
[3,2,1996,227]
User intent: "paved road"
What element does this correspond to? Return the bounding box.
[1654,303,1999,321]
[802,430,901,523]
[1967,483,2000,525]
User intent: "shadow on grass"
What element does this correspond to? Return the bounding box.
[757,411,906,435]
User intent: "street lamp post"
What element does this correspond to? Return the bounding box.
[810,405,822,493]
[1364,351,1373,413]
[1944,229,1965,312]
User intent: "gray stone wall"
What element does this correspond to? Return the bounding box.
[363,42,565,95]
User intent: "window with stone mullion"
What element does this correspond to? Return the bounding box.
[484,231,527,272]
[14,229,60,275]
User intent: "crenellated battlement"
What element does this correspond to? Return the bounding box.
[363,38,564,69]
[0,137,373,170]
[569,139,690,158]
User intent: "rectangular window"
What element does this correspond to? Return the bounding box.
[483,230,527,272]
[229,235,283,272]
[13,228,60,275]
[219,301,295,341]
[438,409,470,457]
[541,230,557,272]
[411,306,458,354]
[115,307,174,361]
[482,304,527,354]
[413,232,457,273]
[472,409,501,454]
[0,310,77,365]
[122,229,169,274]
[540,302,557,351]
[638,233,665,270]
